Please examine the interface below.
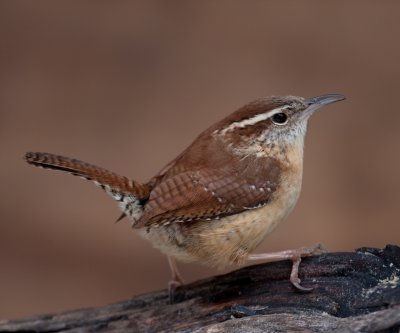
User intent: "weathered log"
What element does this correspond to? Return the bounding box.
[1,245,399,333]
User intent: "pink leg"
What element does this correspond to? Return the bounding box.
[248,243,326,291]
[167,256,184,302]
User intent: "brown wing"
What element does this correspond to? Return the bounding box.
[136,156,281,227]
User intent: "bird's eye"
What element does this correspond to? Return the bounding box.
[272,112,288,125]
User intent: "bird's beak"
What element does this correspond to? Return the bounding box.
[302,93,345,119]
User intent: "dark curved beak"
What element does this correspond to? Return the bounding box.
[304,93,346,106]
[302,93,345,119]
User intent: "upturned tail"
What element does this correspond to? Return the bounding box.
[24,152,150,224]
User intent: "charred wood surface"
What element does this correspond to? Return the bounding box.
[1,245,399,333]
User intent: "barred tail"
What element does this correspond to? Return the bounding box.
[24,152,150,224]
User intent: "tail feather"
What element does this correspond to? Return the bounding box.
[24,152,150,224]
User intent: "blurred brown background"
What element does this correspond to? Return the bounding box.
[1,0,399,320]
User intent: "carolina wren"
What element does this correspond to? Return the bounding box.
[25,94,345,294]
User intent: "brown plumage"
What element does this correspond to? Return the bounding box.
[140,146,280,227]
[24,152,150,223]
[24,94,345,292]
[24,152,150,199]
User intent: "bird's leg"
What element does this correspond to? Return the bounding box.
[167,256,185,303]
[247,243,327,291]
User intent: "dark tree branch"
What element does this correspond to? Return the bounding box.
[1,245,399,333]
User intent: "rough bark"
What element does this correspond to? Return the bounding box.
[1,245,399,333]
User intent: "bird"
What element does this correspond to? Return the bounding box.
[24,93,345,297]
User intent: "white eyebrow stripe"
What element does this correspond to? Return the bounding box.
[218,105,290,135]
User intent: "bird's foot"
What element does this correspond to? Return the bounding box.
[167,256,185,303]
[248,243,327,291]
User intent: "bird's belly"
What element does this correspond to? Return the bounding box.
[136,178,302,267]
